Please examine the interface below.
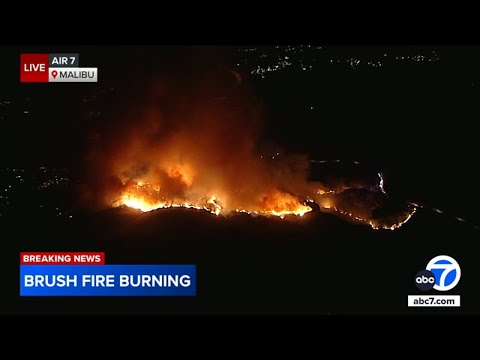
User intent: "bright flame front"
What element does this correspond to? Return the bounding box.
[114,181,312,218]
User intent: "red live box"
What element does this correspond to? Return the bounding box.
[20,54,49,83]
[20,252,106,264]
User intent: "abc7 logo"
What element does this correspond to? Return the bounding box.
[415,270,436,291]
[415,255,461,291]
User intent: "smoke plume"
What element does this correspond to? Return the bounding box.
[81,63,314,217]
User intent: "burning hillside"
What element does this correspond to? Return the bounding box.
[82,68,416,230]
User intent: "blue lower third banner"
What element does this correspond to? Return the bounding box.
[20,265,196,296]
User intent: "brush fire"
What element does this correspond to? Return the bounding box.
[84,70,416,230]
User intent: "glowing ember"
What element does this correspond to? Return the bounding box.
[312,174,418,230]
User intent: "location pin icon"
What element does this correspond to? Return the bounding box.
[52,70,58,79]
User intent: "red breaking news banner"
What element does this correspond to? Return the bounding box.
[20,252,105,265]
[20,54,49,83]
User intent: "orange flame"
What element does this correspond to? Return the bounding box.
[113,179,311,218]
[85,70,415,229]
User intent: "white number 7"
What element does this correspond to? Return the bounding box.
[430,263,456,287]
